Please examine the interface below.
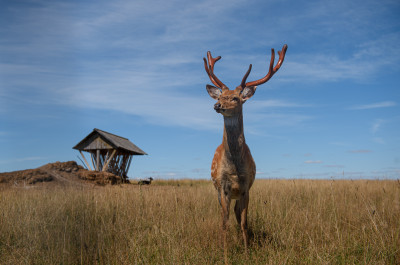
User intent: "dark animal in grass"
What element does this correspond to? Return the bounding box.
[138,177,153,185]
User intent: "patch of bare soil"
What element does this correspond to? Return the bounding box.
[0,161,124,189]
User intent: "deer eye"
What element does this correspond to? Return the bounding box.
[232,97,239,102]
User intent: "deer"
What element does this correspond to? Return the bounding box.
[203,44,287,260]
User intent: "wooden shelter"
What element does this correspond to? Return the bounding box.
[73,128,147,181]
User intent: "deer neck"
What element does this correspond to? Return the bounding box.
[222,111,245,167]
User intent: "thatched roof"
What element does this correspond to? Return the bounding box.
[73,128,147,155]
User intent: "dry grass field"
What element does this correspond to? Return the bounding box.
[0,179,399,264]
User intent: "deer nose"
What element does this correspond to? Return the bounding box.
[214,103,221,110]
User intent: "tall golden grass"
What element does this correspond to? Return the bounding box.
[0,179,399,264]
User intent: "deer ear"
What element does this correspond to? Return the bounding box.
[241,86,257,102]
[206,85,222,100]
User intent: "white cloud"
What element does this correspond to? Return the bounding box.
[249,99,310,109]
[351,101,396,110]
[60,83,220,131]
[283,30,400,83]
[371,119,385,134]
[1,0,399,139]
[246,112,312,129]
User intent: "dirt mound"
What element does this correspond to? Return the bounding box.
[78,171,123,185]
[0,161,124,188]
[0,168,54,185]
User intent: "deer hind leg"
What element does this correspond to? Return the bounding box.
[234,192,249,251]
[219,190,231,264]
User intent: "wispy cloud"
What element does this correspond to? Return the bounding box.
[371,119,387,144]
[371,119,385,134]
[351,101,397,110]
[1,0,400,178]
[344,171,365,177]
[295,172,330,178]
[372,137,385,144]
[249,100,311,109]
[371,169,400,177]
[1,0,398,133]
[324,165,344,168]
[284,32,400,83]
[281,2,400,83]
[348,150,372,153]
[246,112,313,128]
[304,160,323,164]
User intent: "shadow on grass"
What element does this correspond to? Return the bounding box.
[231,222,285,251]
[247,227,286,250]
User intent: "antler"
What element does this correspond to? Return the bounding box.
[239,64,252,90]
[244,44,288,87]
[203,51,228,91]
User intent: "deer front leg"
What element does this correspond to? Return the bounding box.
[234,192,249,251]
[219,189,231,264]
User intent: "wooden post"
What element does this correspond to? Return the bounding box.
[104,150,109,167]
[90,153,96,171]
[96,149,100,171]
[80,151,92,171]
[102,150,117,172]
[126,155,133,175]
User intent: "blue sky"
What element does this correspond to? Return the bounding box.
[1,0,399,179]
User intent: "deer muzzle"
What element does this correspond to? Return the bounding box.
[214,103,223,113]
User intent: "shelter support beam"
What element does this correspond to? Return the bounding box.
[102,149,117,172]
[80,151,92,171]
[126,155,133,175]
[96,149,100,171]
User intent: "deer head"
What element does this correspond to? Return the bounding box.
[204,45,288,117]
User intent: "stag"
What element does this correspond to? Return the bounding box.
[204,45,287,260]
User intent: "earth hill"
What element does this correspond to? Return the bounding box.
[0,161,124,187]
